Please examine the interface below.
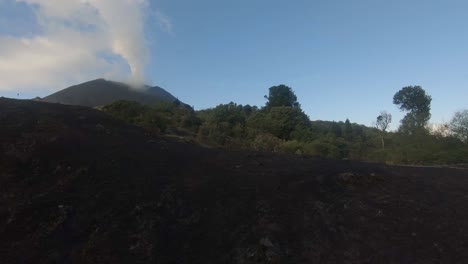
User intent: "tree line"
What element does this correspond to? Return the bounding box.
[102,85,468,165]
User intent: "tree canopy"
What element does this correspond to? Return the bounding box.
[374,111,392,150]
[375,111,392,132]
[264,85,300,108]
[393,86,431,132]
[450,109,468,142]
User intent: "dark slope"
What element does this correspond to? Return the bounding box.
[1,98,468,263]
[40,79,179,107]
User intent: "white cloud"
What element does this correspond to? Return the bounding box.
[0,0,154,92]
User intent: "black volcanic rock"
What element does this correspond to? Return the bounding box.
[2,98,468,263]
[41,79,180,107]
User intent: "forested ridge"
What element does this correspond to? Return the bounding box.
[102,85,468,165]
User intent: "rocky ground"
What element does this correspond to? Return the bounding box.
[1,97,468,263]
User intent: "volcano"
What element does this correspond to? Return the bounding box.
[40,79,181,107]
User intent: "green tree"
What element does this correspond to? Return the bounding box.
[102,100,169,132]
[328,122,342,138]
[344,118,353,141]
[393,86,432,133]
[450,109,468,142]
[102,100,148,121]
[264,85,300,108]
[195,102,249,145]
[249,106,310,140]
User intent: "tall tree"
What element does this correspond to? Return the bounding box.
[329,122,342,138]
[264,85,300,108]
[393,86,431,133]
[450,109,468,142]
[374,111,392,150]
[249,106,310,140]
[344,119,353,141]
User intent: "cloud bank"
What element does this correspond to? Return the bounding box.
[0,0,157,92]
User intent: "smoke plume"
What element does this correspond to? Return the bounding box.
[86,0,149,85]
[0,0,153,91]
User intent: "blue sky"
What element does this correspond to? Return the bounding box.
[1,0,467,127]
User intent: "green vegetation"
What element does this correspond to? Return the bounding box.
[102,99,201,135]
[393,86,432,134]
[102,85,468,165]
[450,110,468,142]
[264,85,300,108]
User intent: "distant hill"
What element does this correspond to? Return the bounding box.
[40,79,181,107]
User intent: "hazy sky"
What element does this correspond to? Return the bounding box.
[1,0,467,126]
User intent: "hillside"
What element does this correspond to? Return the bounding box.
[1,98,468,263]
[40,79,180,107]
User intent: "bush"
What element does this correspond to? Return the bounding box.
[279,140,303,154]
[252,134,283,152]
